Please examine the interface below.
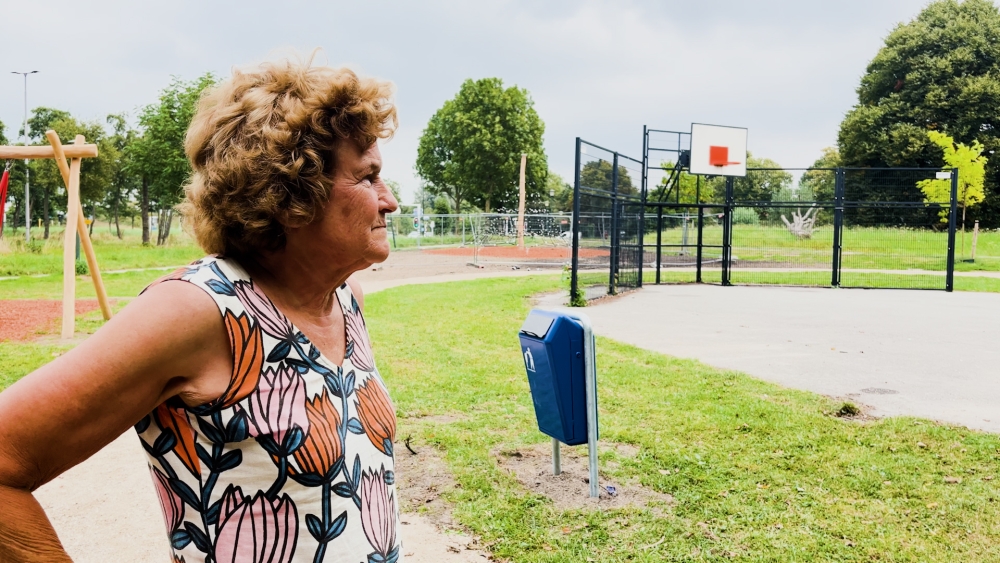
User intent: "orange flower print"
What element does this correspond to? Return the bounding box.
[290,389,342,481]
[355,377,396,456]
[218,310,264,408]
[154,403,200,475]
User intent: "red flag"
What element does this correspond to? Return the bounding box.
[0,169,9,233]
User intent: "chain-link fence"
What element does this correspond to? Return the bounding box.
[384,212,573,268]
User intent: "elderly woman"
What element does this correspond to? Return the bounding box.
[0,60,401,563]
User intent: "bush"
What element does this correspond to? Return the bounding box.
[75,260,88,275]
[733,207,760,225]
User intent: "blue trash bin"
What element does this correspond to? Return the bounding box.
[518,309,596,446]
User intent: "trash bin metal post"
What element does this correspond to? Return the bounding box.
[552,437,561,475]
[567,311,599,498]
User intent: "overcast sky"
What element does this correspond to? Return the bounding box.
[1,0,940,203]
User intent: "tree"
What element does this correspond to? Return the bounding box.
[104,114,140,238]
[26,108,71,238]
[837,0,1000,226]
[653,163,721,204]
[416,78,547,214]
[546,172,573,212]
[798,147,840,203]
[917,131,987,245]
[130,74,215,245]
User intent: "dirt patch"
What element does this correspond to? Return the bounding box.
[395,442,460,526]
[0,299,104,342]
[496,442,674,512]
[425,246,607,259]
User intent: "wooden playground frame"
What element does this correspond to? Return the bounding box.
[0,132,112,338]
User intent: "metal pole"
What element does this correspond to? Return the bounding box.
[696,205,704,283]
[567,312,599,498]
[552,437,561,475]
[13,71,38,243]
[722,177,734,286]
[609,153,620,294]
[571,138,582,305]
[639,126,647,289]
[946,168,959,292]
[831,168,845,287]
[655,206,662,284]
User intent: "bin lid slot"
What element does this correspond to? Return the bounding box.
[520,312,555,338]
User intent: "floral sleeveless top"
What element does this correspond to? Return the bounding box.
[134,256,400,563]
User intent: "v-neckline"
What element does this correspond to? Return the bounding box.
[236,260,352,370]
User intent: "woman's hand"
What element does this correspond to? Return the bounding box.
[0,280,231,561]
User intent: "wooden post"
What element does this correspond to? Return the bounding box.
[61,142,82,338]
[516,153,527,249]
[971,220,980,262]
[46,132,113,322]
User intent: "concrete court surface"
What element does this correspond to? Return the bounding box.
[568,284,1000,433]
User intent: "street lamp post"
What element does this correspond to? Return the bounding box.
[12,70,38,243]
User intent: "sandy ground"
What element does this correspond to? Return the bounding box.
[0,300,104,341]
[539,284,1000,433]
[28,251,562,563]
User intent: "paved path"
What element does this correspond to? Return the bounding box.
[542,285,1000,433]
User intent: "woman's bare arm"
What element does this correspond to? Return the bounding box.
[0,281,231,562]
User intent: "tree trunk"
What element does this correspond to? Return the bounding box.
[162,209,174,244]
[88,205,95,236]
[43,187,50,239]
[485,197,491,213]
[10,198,20,235]
[113,196,122,239]
[141,176,150,245]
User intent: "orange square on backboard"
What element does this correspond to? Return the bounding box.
[709,146,729,167]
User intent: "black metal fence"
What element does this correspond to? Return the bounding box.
[571,132,960,302]
[570,139,644,302]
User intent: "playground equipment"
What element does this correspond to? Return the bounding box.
[0,132,113,338]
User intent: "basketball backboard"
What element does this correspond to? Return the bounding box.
[689,123,748,177]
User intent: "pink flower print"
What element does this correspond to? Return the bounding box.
[361,466,397,557]
[214,485,298,563]
[149,465,184,532]
[235,280,294,338]
[246,365,310,449]
[345,305,375,371]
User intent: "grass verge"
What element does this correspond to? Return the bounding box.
[369,276,1000,561]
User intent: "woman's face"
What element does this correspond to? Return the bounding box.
[293,140,398,272]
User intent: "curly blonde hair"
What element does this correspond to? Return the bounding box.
[179,58,397,256]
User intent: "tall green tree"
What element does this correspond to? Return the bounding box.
[798,147,841,203]
[104,114,140,238]
[416,78,547,214]
[130,74,215,244]
[838,0,1000,226]
[26,108,72,238]
[546,172,573,212]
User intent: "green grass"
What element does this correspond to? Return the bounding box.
[4,265,1000,559]
[366,277,1000,562]
[583,224,1000,272]
[0,223,203,277]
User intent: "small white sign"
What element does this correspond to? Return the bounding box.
[936,171,951,180]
